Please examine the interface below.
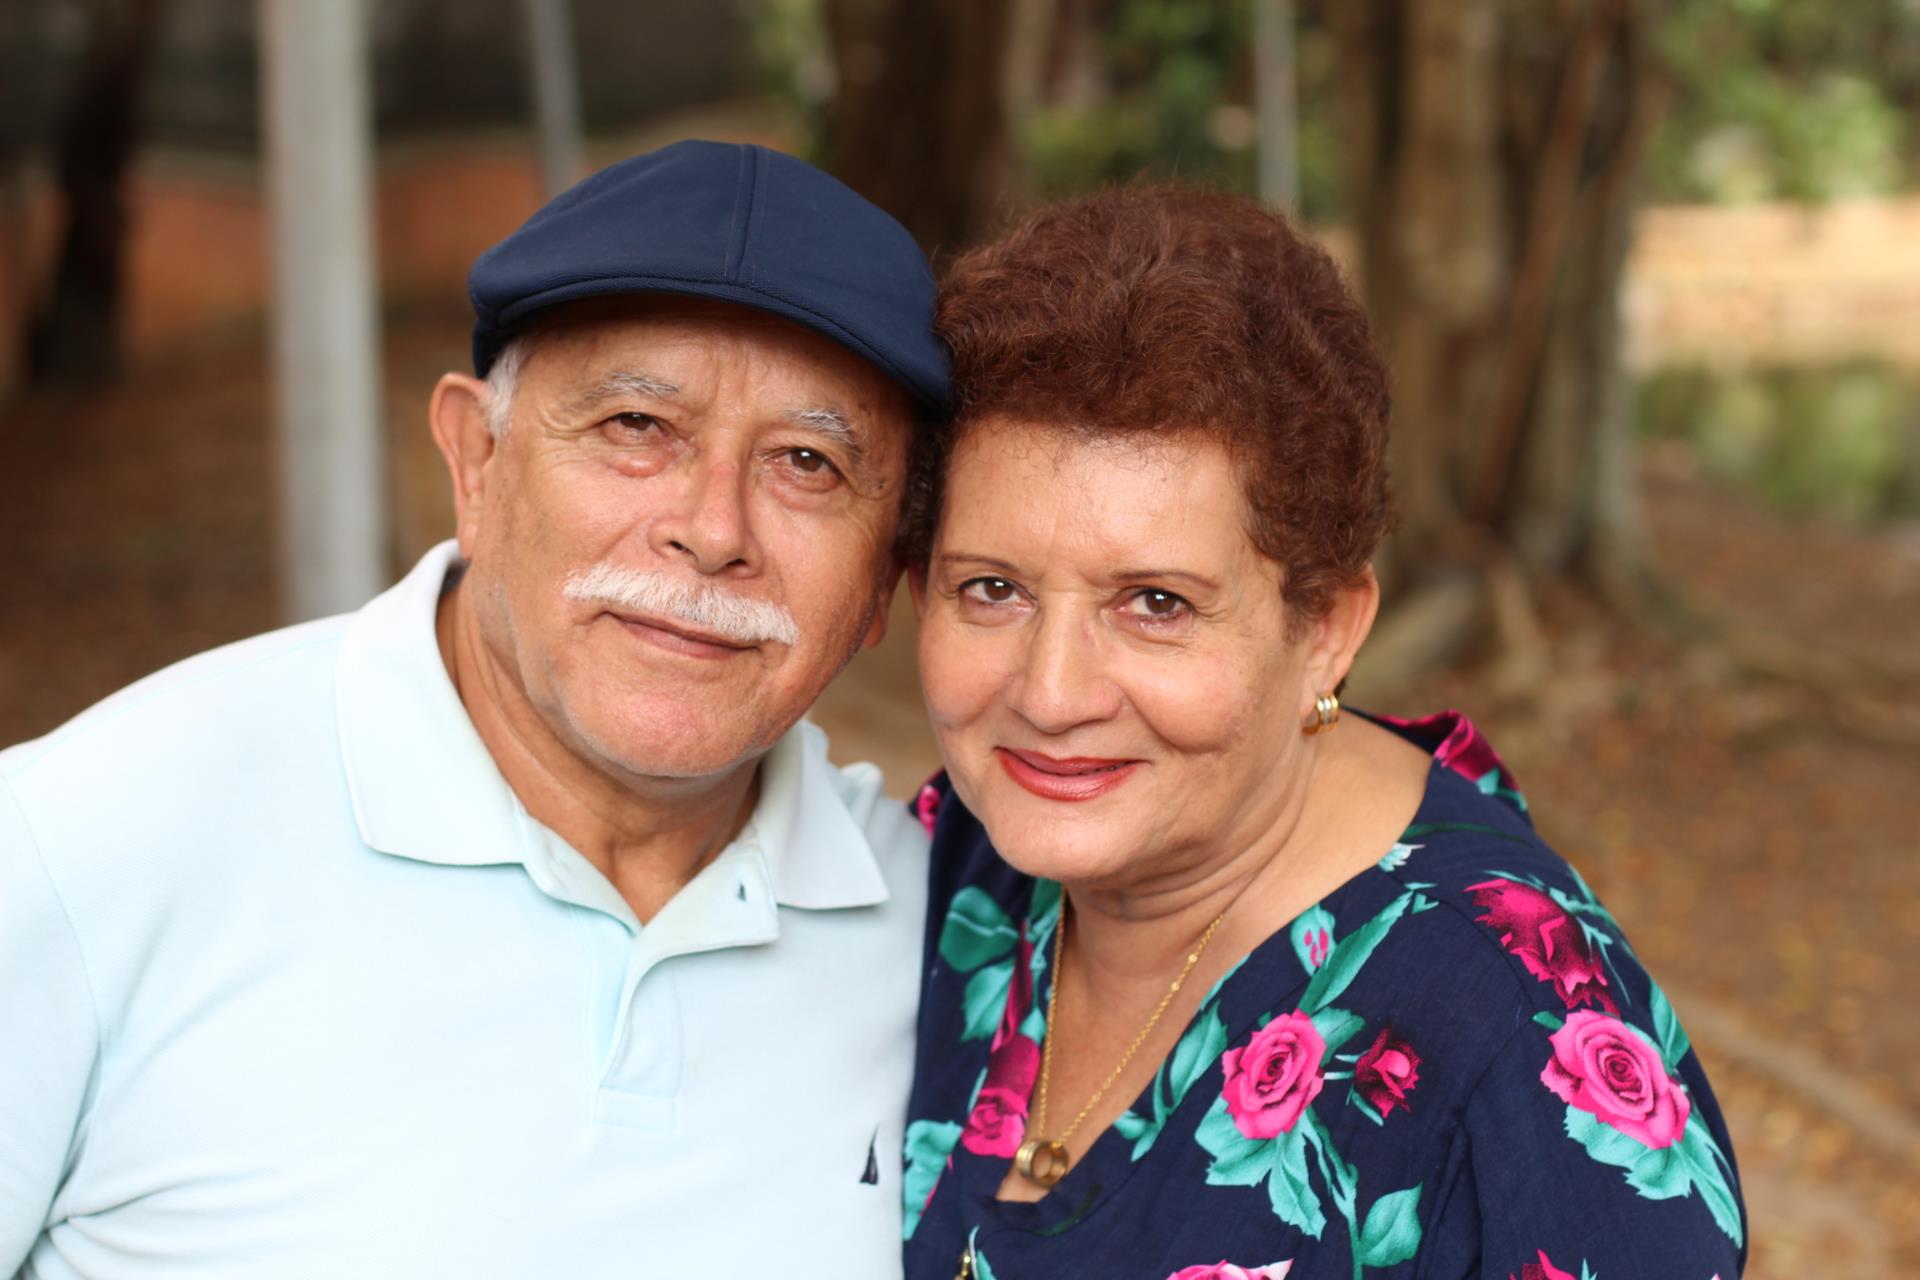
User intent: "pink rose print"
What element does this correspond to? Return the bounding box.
[1167,1264,1293,1280]
[1354,1025,1422,1118]
[1220,1011,1327,1140]
[915,782,941,835]
[1509,1249,1577,1280]
[1468,878,1617,1013]
[961,1033,1040,1157]
[993,920,1036,1052]
[1542,1011,1691,1150]
[1376,709,1514,791]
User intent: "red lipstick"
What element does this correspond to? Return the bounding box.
[995,748,1142,801]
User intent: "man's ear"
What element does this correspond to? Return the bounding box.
[429,373,501,558]
[860,559,906,651]
[1299,566,1382,722]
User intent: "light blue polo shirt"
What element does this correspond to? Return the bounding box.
[0,543,929,1278]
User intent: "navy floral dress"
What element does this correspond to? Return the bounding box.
[902,712,1745,1280]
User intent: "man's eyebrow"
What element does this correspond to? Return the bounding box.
[785,407,866,461]
[564,371,681,414]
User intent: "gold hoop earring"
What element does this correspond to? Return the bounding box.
[1302,692,1341,736]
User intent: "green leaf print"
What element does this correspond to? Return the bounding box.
[1564,1107,1668,1180]
[1649,981,1691,1067]
[1124,1006,1232,1160]
[1564,1103,1742,1242]
[1290,904,1337,973]
[939,887,1019,972]
[968,1231,999,1280]
[1356,1184,1424,1268]
[1300,893,1415,1015]
[1377,842,1417,872]
[1678,1117,1746,1246]
[1310,1007,1366,1063]
[960,960,1015,1041]
[1030,878,1063,931]
[902,1118,963,1240]
[1472,766,1529,812]
[1266,1126,1327,1239]
[1113,1110,1154,1144]
[1168,1007,1231,1106]
[1620,1143,1689,1201]
[1195,1092,1329,1240]
[1197,1096,1277,1188]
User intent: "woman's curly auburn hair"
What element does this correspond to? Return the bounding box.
[907,184,1392,623]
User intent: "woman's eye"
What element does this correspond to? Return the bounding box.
[960,577,1021,606]
[1124,589,1191,620]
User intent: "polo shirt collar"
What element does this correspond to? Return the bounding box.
[334,542,890,912]
[747,721,890,910]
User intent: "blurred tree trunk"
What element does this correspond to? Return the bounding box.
[25,0,168,387]
[821,0,1016,257]
[1330,0,1662,610]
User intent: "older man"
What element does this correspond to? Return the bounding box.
[0,142,944,1277]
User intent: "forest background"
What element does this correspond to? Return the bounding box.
[1,1,1917,1273]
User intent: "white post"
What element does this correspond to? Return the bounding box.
[523,0,586,196]
[1253,0,1300,214]
[259,0,386,620]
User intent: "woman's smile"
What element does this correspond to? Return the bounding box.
[994,747,1144,801]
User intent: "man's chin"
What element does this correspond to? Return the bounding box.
[562,698,784,784]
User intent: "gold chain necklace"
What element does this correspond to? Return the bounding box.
[1012,898,1226,1188]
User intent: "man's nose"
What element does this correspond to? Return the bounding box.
[1005,605,1122,735]
[649,452,755,574]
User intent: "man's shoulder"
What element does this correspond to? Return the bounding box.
[794,722,930,888]
[1,614,351,814]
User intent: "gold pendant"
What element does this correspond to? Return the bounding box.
[1014,1136,1071,1187]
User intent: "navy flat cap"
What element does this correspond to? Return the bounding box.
[468,140,948,412]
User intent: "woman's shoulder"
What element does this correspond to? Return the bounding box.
[1364,709,1649,1025]
[910,770,1032,917]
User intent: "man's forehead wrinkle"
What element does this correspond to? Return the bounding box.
[589,370,681,400]
[556,369,683,417]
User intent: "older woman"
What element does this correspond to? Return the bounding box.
[900,187,1744,1280]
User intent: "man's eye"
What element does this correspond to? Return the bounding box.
[1124,589,1190,620]
[603,412,662,440]
[961,578,1020,605]
[787,448,835,475]
[774,447,844,491]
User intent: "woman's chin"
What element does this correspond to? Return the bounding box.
[973,798,1138,887]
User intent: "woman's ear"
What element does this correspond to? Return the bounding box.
[429,372,501,558]
[1301,566,1382,714]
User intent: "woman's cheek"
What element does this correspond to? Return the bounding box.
[918,610,1003,733]
[1122,654,1262,754]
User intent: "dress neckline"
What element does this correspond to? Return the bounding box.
[957,755,1446,1238]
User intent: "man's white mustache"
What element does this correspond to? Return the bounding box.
[563,563,800,648]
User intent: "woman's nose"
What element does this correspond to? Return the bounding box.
[1005,606,1122,734]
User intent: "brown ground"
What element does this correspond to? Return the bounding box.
[2,324,1916,1277]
